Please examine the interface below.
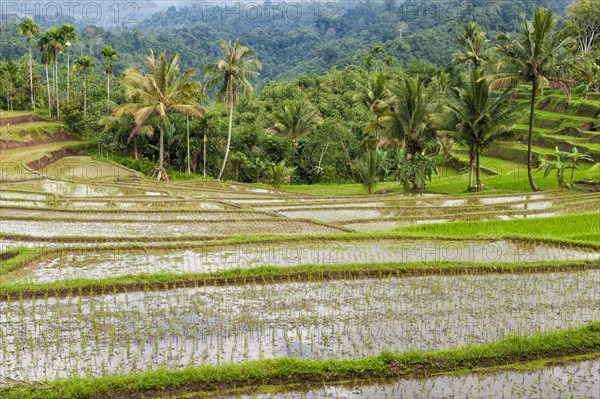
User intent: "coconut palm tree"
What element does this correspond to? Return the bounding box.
[492,7,590,191]
[445,68,519,191]
[73,55,95,118]
[204,39,261,180]
[40,28,63,119]
[356,150,380,194]
[354,72,389,114]
[38,30,62,117]
[114,49,206,182]
[452,21,490,69]
[267,100,323,161]
[100,46,118,113]
[58,24,78,101]
[17,18,40,109]
[354,72,390,146]
[37,35,52,116]
[378,75,439,190]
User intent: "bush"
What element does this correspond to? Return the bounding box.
[120,157,156,175]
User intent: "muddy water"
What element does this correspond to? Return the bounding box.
[7,239,599,283]
[0,191,50,207]
[0,191,48,201]
[0,271,598,381]
[276,200,567,224]
[0,219,342,238]
[0,208,276,221]
[221,358,600,399]
[0,240,48,252]
[40,180,145,197]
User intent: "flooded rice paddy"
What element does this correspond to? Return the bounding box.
[0,219,342,238]
[0,271,598,380]
[221,358,600,399]
[0,207,276,221]
[5,239,599,283]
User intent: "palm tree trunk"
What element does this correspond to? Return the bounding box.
[203,129,207,178]
[217,102,234,180]
[475,150,481,192]
[106,73,110,114]
[467,148,474,191]
[51,62,57,117]
[133,137,139,159]
[83,79,87,118]
[66,50,70,101]
[28,44,34,109]
[158,122,165,179]
[54,62,60,120]
[45,64,51,117]
[186,115,191,174]
[527,81,539,191]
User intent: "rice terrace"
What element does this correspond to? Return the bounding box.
[1,0,600,397]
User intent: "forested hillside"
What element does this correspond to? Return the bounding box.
[0,0,597,191]
[1,0,570,81]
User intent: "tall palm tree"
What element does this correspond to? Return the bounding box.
[37,34,52,116]
[41,28,63,119]
[73,55,95,118]
[445,69,519,191]
[378,75,439,190]
[17,18,40,109]
[100,46,118,113]
[115,50,206,182]
[492,7,590,191]
[267,100,323,161]
[354,72,389,114]
[58,24,78,101]
[38,31,62,117]
[354,72,390,146]
[204,39,261,180]
[453,21,490,68]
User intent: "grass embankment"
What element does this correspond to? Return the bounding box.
[0,111,28,118]
[1,322,599,399]
[396,212,600,244]
[269,161,599,195]
[1,240,598,299]
[1,121,67,141]
[0,247,39,274]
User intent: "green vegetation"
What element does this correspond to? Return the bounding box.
[1,257,598,299]
[1,121,66,141]
[1,3,597,190]
[0,1,598,397]
[2,322,599,399]
[396,212,600,243]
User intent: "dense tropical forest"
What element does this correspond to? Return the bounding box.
[1,0,598,191]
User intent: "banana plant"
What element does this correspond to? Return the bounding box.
[567,147,593,187]
[543,147,570,189]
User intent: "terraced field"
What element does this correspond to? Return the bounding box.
[0,110,599,398]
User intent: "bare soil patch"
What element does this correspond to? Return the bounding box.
[26,147,83,170]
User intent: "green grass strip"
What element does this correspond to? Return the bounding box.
[395,212,600,244]
[1,322,599,399]
[0,247,38,274]
[1,259,598,299]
